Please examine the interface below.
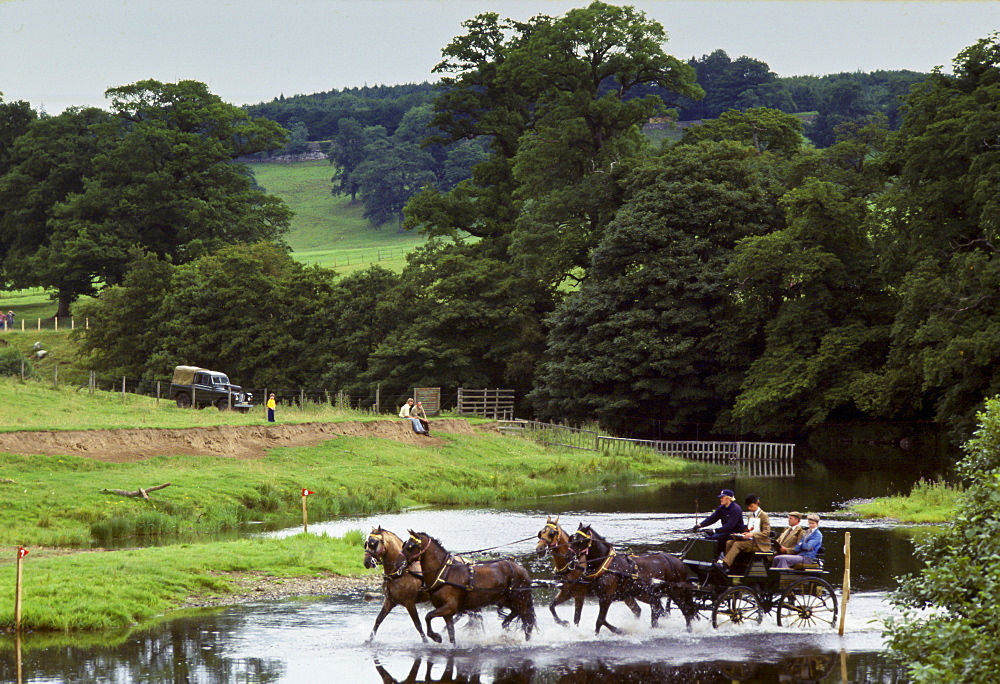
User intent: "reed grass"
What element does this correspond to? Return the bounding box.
[849,479,962,523]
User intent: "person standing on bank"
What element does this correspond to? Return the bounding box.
[720,493,771,572]
[267,393,276,423]
[692,489,746,556]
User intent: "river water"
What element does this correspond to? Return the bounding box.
[3,460,937,683]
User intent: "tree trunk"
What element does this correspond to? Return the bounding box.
[55,291,74,319]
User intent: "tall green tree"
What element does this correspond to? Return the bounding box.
[678,107,803,156]
[861,34,1000,437]
[0,107,111,300]
[45,80,291,315]
[530,141,785,436]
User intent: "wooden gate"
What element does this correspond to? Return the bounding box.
[413,387,441,417]
[456,388,515,419]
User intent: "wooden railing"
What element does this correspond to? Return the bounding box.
[499,420,795,477]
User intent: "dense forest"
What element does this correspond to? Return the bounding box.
[2,4,998,452]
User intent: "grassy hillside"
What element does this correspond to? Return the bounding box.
[249,160,425,272]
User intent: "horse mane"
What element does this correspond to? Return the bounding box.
[408,530,447,553]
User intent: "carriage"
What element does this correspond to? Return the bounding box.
[676,536,839,629]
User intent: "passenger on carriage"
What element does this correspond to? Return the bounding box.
[774,511,805,554]
[718,493,771,572]
[692,489,746,556]
[771,514,823,569]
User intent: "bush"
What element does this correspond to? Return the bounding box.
[887,396,1000,681]
[0,346,30,377]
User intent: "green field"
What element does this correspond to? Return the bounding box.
[249,160,425,272]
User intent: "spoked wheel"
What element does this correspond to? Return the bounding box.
[776,577,838,629]
[712,586,763,628]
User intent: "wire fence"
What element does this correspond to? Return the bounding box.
[1,317,89,332]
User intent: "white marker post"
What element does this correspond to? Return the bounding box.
[14,547,28,631]
[301,489,315,533]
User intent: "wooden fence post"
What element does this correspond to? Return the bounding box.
[839,531,851,636]
[14,547,27,631]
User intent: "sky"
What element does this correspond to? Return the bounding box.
[2,0,998,114]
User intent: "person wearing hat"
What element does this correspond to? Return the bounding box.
[719,493,771,572]
[692,488,746,555]
[772,513,823,569]
[774,512,805,554]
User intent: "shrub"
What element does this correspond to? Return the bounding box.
[0,346,30,377]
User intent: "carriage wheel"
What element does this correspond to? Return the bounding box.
[776,577,838,629]
[712,586,763,629]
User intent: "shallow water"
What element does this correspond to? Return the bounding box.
[2,467,930,682]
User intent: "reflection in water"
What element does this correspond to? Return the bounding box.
[369,650,904,684]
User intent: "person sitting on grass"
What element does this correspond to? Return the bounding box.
[398,398,431,436]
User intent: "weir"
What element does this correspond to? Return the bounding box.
[498,420,795,477]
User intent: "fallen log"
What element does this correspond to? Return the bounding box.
[101,482,172,500]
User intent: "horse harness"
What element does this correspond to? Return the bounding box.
[573,529,641,581]
[540,522,581,575]
[408,533,497,593]
[367,531,422,582]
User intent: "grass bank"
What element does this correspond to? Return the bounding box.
[848,479,961,523]
[0,376,723,631]
[0,533,360,631]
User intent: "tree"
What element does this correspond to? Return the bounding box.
[726,179,892,433]
[43,80,291,315]
[678,107,803,156]
[530,141,785,436]
[0,96,37,176]
[887,396,1000,681]
[0,107,111,299]
[860,34,1000,438]
[328,117,366,202]
[77,242,341,388]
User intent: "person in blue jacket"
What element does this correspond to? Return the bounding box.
[771,513,823,568]
[693,489,747,555]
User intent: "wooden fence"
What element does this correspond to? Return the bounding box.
[500,420,795,477]
[457,388,515,420]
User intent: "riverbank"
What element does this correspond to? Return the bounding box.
[0,410,722,631]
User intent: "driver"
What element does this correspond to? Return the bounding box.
[692,488,746,556]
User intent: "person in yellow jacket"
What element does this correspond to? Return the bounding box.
[267,393,276,422]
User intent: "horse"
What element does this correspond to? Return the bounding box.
[535,516,643,627]
[569,523,698,635]
[400,530,536,644]
[363,526,429,642]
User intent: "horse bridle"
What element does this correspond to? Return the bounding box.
[540,522,581,573]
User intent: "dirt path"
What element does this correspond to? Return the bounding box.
[0,419,495,462]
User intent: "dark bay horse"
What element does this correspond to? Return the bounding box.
[569,523,698,635]
[400,530,536,644]
[364,526,429,642]
[536,516,643,627]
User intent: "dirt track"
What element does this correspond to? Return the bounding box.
[0,419,494,462]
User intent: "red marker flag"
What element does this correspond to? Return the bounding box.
[302,489,314,497]
[18,547,28,559]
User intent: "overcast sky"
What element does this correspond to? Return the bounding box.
[2,0,998,114]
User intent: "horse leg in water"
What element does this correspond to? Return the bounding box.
[548,584,573,626]
[424,606,449,644]
[625,598,642,619]
[367,595,397,643]
[594,596,620,635]
[403,601,427,641]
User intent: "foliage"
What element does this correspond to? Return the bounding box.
[0,80,292,317]
[860,34,1000,438]
[678,107,804,156]
[0,346,29,377]
[529,141,785,436]
[678,49,794,120]
[887,396,1000,681]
